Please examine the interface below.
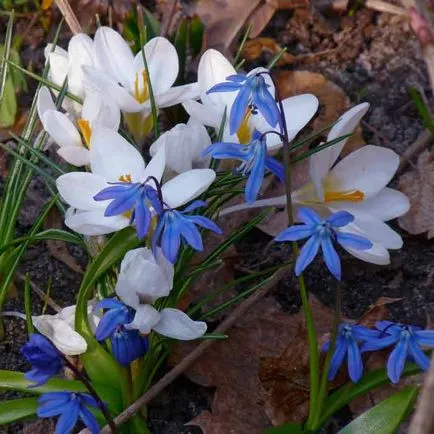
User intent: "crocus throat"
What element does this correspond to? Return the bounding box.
[236,110,252,144]
[324,190,365,203]
[134,70,150,104]
[77,119,92,149]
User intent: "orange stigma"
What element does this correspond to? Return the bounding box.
[119,174,132,183]
[77,119,92,149]
[236,110,252,144]
[324,190,365,203]
[134,70,150,103]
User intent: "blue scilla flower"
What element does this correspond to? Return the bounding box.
[37,391,100,434]
[275,208,373,280]
[203,130,284,204]
[94,299,135,341]
[21,334,63,387]
[323,324,381,383]
[206,72,280,135]
[153,200,222,264]
[361,321,434,384]
[110,326,149,366]
[93,180,163,240]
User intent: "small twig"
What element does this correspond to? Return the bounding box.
[398,128,432,174]
[160,0,179,37]
[16,272,61,312]
[408,352,434,433]
[54,0,82,35]
[366,0,408,16]
[80,264,292,433]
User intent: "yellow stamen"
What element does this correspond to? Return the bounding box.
[134,70,150,104]
[324,190,365,203]
[119,174,132,183]
[236,110,252,144]
[77,119,92,149]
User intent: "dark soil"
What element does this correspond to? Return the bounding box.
[1,2,433,433]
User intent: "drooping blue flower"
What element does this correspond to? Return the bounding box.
[275,208,373,280]
[110,326,149,366]
[323,324,381,383]
[203,130,284,204]
[153,200,223,264]
[37,391,100,434]
[94,299,135,341]
[93,180,163,240]
[361,321,434,384]
[206,73,280,134]
[21,334,63,387]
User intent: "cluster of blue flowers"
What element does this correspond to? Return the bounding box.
[93,298,149,366]
[325,321,434,384]
[94,181,222,264]
[20,334,101,433]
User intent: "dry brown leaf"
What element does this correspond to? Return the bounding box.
[174,296,334,433]
[243,37,296,65]
[398,150,434,238]
[44,208,83,274]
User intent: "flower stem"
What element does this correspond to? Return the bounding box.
[312,282,342,429]
[61,356,117,433]
[273,77,320,428]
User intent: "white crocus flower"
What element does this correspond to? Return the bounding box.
[83,27,199,142]
[183,49,319,150]
[149,120,211,176]
[33,304,99,356]
[115,247,207,340]
[56,128,216,236]
[222,103,410,265]
[37,86,120,166]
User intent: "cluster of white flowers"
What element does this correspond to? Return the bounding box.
[35,26,409,356]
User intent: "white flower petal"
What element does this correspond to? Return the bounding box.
[57,303,100,333]
[44,43,68,61]
[56,172,108,210]
[115,274,141,309]
[83,66,142,113]
[90,128,146,182]
[42,110,81,148]
[48,51,69,86]
[342,238,391,265]
[153,308,207,340]
[93,27,134,88]
[37,87,56,124]
[65,209,129,235]
[82,92,120,130]
[57,146,90,166]
[329,145,400,198]
[182,100,222,129]
[67,33,94,98]
[162,169,216,209]
[128,304,161,334]
[133,37,179,95]
[154,83,200,109]
[33,316,87,356]
[141,142,166,183]
[198,49,236,109]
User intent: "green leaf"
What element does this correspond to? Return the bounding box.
[0,73,16,127]
[75,227,140,389]
[267,423,304,433]
[142,7,160,40]
[0,398,38,424]
[338,386,418,434]
[188,15,204,57]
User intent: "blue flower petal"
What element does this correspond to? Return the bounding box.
[387,337,409,384]
[408,338,430,371]
[93,183,138,201]
[79,406,100,434]
[297,207,321,225]
[351,325,382,341]
[375,321,403,335]
[37,395,71,417]
[252,80,280,128]
[55,400,80,434]
[230,83,252,135]
[336,232,373,251]
[327,337,347,380]
[187,215,223,235]
[95,307,131,341]
[226,74,247,83]
[38,392,71,404]
[415,330,434,347]
[79,394,99,409]
[111,328,148,366]
[321,236,341,280]
[182,200,208,214]
[179,219,204,251]
[202,142,246,160]
[161,215,181,264]
[360,335,399,352]
[265,157,284,182]
[347,337,363,382]
[295,233,321,276]
[245,146,266,203]
[207,82,243,94]
[326,211,354,227]
[134,193,151,240]
[275,224,316,242]
[93,299,125,312]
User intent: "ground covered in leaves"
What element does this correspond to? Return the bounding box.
[0,0,433,433]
